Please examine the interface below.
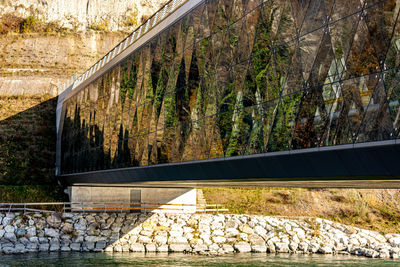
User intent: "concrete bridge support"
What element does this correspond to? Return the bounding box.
[66,186,197,213]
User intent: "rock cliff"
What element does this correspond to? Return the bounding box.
[0,0,168,95]
[0,0,166,32]
[0,32,125,95]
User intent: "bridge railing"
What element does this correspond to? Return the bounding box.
[58,0,188,95]
[0,202,227,214]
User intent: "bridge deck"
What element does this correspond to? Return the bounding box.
[61,139,400,186]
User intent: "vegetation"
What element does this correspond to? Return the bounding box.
[120,59,138,105]
[0,13,69,35]
[0,13,24,34]
[89,18,110,32]
[0,95,56,186]
[0,185,66,203]
[202,187,400,234]
[20,15,39,33]
[124,11,139,27]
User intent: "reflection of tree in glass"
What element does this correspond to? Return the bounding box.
[268,93,301,152]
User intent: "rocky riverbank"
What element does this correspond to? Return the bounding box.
[0,212,399,259]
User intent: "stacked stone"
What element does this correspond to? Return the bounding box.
[0,212,399,259]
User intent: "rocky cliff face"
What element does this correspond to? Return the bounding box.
[0,0,168,95]
[0,32,125,95]
[0,0,166,32]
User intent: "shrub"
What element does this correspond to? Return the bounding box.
[89,18,110,31]
[0,185,66,203]
[1,13,69,35]
[124,11,138,27]
[0,13,24,34]
[21,15,39,33]
[43,21,63,33]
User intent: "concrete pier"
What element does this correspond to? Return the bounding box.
[66,186,197,213]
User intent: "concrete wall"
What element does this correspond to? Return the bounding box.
[69,186,197,213]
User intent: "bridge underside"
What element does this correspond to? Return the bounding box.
[61,140,400,188]
[70,181,400,189]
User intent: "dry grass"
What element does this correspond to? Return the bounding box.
[0,185,65,203]
[0,185,67,212]
[0,94,53,120]
[202,187,400,234]
[0,13,24,34]
[0,13,70,35]
[0,95,57,186]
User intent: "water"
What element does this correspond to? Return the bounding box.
[0,253,399,266]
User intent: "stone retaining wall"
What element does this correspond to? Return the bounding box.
[0,212,399,259]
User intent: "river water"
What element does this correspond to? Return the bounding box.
[0,253,398,266]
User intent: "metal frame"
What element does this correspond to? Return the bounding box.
[0,202,226,213]
[60,139,400,185]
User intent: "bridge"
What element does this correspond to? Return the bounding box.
[56,0,400,192]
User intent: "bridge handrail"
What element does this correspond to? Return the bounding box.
[0,202,224,207]
[0,201,226,213]
[58,0,188,95]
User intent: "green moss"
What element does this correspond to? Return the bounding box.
[154,67,167,118]
[267,92,301,151]
[225,91,245,157]
[335,45,343,59]
[120,60,138,105]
